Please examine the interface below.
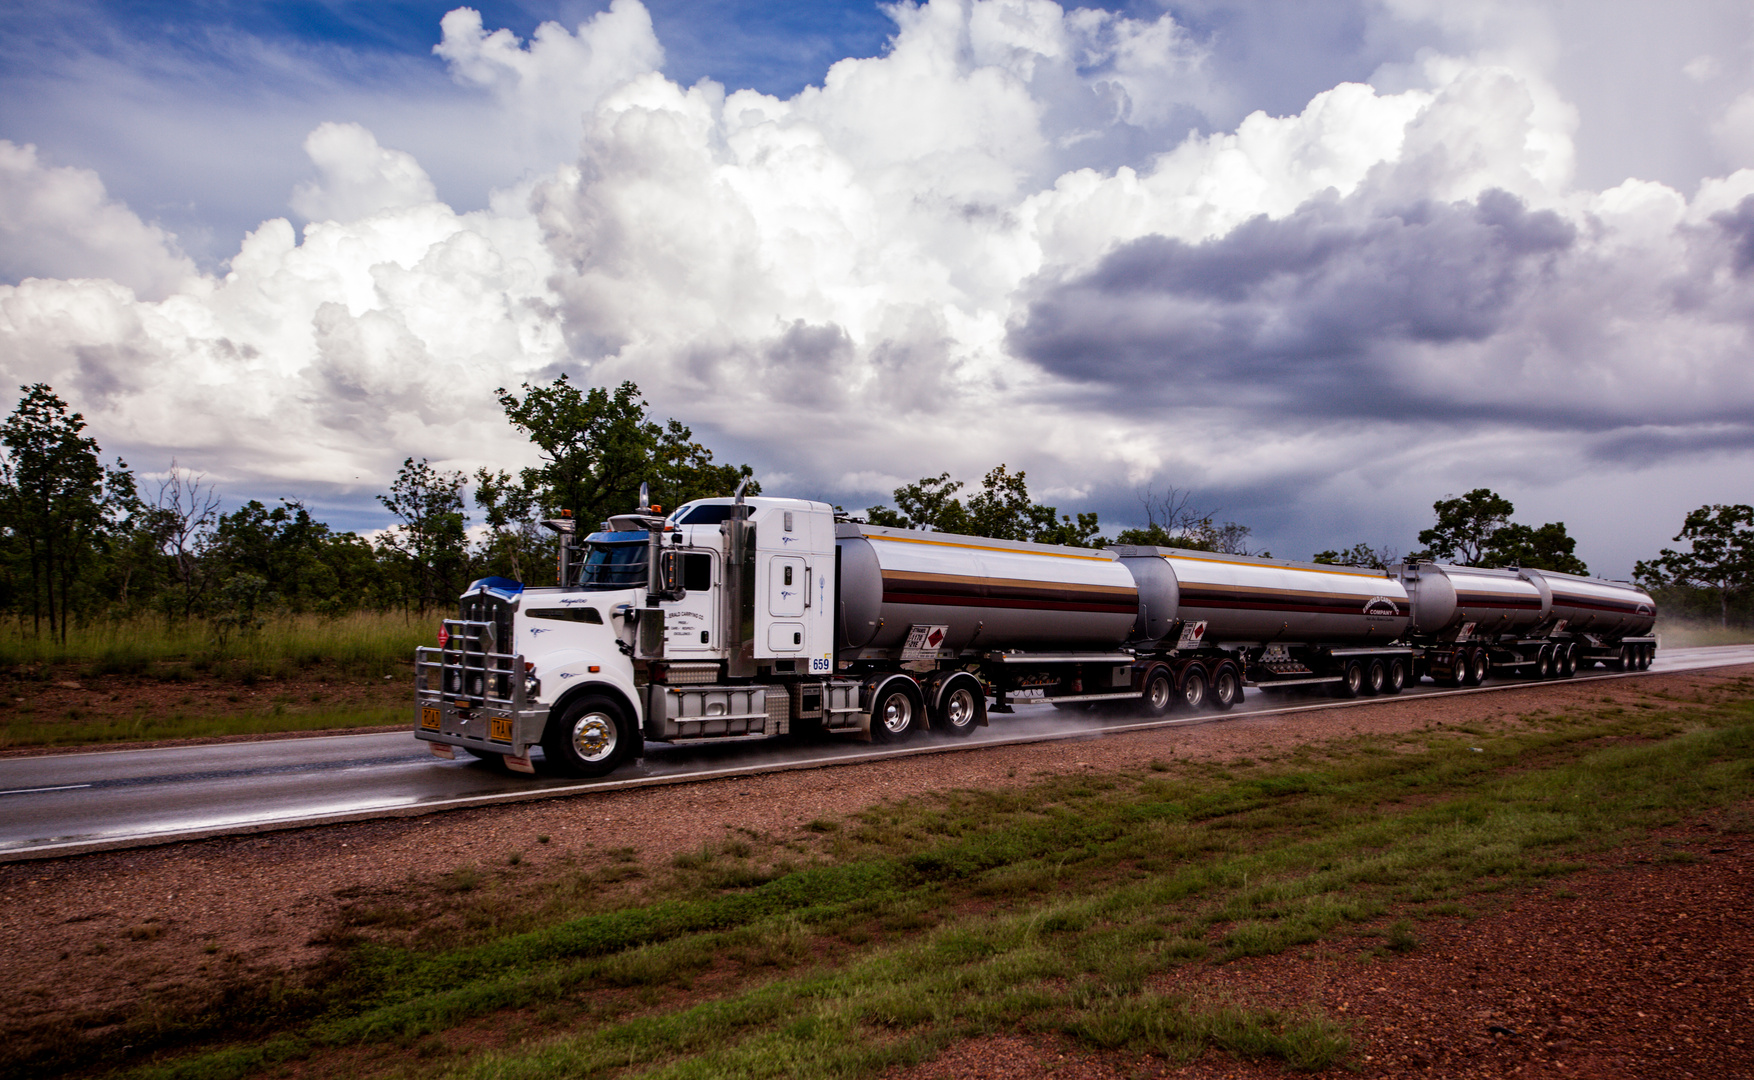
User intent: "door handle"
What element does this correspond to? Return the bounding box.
[804,566,812,608]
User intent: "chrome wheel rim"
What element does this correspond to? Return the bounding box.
[1148,676,1171,711]
[570,712,618,763]
[1182,675,1205,708]
[945,688,975,729]
[880,693,912,734]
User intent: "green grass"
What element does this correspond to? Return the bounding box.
[16,684,1754,1080]
[0,609,438,671]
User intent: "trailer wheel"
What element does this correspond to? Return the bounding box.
[1535,645,1554,680]
[1460,648,1486,686]
[541,694,630,778]
[870,680,922,743]
[1439,651,1465,688]
[1210,663,1243,711]
[1641,644,1655,670]
[1384,658,1406,695]
[933,675,984,738]
[1140,667,1175,717]
[1179,667,1208,711]
[1335,659,1364,698]
[1557,644,1577,677]
[1363,659,1386,696]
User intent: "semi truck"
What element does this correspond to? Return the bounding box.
[414,487,1657,777]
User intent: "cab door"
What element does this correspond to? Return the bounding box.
[662,550,720,657]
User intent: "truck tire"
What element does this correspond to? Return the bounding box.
[1336,659,1364,698]
[1557,643,1576,677]
[1384,657,1406,695]
[1179,666,1208,710]
[870,679,923,743]
[1210,662,1243,711]
[1140,666,1174,717]
[933,674,984,738]
[1363,658,1386,696]
[541,694,631,778]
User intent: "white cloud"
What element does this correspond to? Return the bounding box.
[1,0,1754,575]
[0,141,197,300]
[290,122,440,223]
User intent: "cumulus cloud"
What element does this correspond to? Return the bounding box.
[1,0,1753,571]
[290,123,440,223]
[0,141,197,300]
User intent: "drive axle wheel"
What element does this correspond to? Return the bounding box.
[934,676,984,738]
[870,681,922,743]
[542,695,630,778]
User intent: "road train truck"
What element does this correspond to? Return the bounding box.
[414,489,1656,777]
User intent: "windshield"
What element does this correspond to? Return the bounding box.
[575,534,648,590]
[673,503,735,525]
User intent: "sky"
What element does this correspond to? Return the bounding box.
[2,0,1753,577]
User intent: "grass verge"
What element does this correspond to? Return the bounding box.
[13,676,1754,1080]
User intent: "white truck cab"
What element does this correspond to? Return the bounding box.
[414,491,855,777]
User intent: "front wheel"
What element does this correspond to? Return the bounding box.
[541,695,631,778]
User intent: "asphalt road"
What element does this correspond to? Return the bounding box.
[4,644,1752,862]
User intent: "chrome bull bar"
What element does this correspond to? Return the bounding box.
[415,618,548,760]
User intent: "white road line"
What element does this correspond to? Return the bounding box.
[0,783,93,796]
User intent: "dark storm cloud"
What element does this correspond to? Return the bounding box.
[1009,187,1576,415]
[1712,194,1754,277]
[1587,423,1754,465]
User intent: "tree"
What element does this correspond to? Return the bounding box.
[864,465,1104,546]
[377,458,470,608]
[496,376,756,530]
[1416,488,1514,565]
[1635,504,1754,627]
[473,467,552,585]
[1313,542,1399,569]
[0,385,136,641]
[148,461,221,621]
[1484,521,1587,575]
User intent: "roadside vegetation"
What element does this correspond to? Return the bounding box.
[0,610,433,748]
[11,677,1752,1080]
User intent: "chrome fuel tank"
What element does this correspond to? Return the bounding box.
[1517,569,1656,637]
[836,524,1139,653]
[1393,563,1546,637]
[1113,548,1410,645]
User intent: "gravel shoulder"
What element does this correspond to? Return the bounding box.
[3,665,1750,1077]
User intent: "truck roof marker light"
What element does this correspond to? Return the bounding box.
[589,665,601,673]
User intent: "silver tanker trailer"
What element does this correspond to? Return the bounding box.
[1392,562,1657,685]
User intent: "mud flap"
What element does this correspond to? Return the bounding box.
[429,742,456,760]
[504,753,535,775]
